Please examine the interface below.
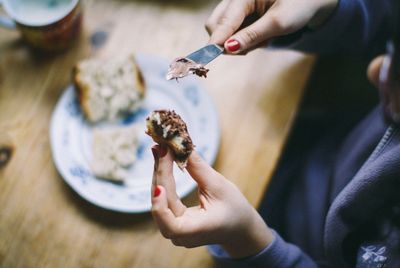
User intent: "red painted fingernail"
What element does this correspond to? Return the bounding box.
[226,39,240,52]
[154,186,161,197]
[158,145,168,158]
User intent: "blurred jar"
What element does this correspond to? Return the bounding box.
[0,0,83,51]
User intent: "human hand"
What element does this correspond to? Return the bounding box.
[206,0,338,54]
[150,145,273,258]
[367,55,384,88]
[368,53,400,123]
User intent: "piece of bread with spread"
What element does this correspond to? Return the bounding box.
[146,110,194,169]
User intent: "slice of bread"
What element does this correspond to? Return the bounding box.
[91,125,138,182]
[73,54,146,123]
[146,110,194,170]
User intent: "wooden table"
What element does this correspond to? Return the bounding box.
[0,0,315,267]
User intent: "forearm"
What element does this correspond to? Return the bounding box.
[271,0,392,56]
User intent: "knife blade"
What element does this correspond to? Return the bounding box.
[186,44,224,65]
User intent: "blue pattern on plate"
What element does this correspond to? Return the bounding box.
[129,191,149,202]
[122,107,150,125]
[136,139,151,160]
[184,85,199,106]
[62,129,69,146]
[65,97,81,117]
[69,165,90,184]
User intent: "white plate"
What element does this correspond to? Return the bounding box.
[50,54,220,213]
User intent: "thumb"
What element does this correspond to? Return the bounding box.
[367,55,385,88]
[186,151,221,188]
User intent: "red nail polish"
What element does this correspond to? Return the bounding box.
[226,39,240,52]
[158,145,168,158]
[154,186,161,197]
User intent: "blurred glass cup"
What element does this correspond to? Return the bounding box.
[0,0,83,51]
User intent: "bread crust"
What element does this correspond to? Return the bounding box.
[73,64,93,121]
[130,55,146,98]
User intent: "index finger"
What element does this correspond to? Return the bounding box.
[205,0,230,35]
[152,144,186,216]
[151,185,180,239]
[206,0,249,45]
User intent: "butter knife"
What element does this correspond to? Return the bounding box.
[186,44,224,65]
[166,44,224,80]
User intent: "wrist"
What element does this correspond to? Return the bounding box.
[221,209,273,258]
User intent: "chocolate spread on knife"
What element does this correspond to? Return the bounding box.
[166,57,209,80]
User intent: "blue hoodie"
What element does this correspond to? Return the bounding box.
[208,0,400,267]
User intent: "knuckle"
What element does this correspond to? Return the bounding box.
[156,168,173,179]
[183,243,196,249]
[151,206,163,217]
[160,229,169,238]
[171,239,182,246]
[162,223,180,239]
[268,13,285,32]
[171,239,195,248]
[152,210,178,239]
[161,228,175,239]
[242,28,260,45]
[156,169,163,177]
[151,206,158,214]
[190,152,203,165]
[205,20,213,33]
[217,17,236,34]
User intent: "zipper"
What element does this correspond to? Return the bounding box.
[365,125,398,165]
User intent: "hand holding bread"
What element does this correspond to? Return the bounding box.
[150,145,274,258]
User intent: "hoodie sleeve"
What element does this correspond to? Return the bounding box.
[270,0,392,56]
[208,230,317,268]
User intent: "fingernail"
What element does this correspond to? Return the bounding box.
[226,39,240,52]
[158,145,168,158]
[151,146,158,161]
[154,185,161,197]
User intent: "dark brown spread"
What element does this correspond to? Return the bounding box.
[166,57,209,80]
[146,110,194,158]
